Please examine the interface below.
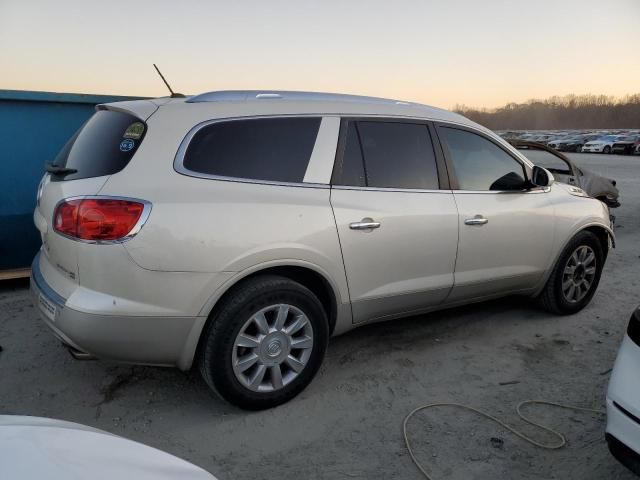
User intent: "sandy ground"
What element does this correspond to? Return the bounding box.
[1,153,638,479]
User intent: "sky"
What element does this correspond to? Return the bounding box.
[1,0,639,109]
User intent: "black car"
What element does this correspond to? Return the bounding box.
[548,134,601,152]
[612,135,640,155]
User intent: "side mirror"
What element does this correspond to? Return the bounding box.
[531,165,554,187]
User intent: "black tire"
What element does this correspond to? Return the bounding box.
[198,275,329,410]
[575,144,583,153]
[538,231,604,315]
[603,145,611,154]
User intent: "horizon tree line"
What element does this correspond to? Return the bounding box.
[453,94,640,130]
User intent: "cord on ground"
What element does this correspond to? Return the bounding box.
[403,400,606,479]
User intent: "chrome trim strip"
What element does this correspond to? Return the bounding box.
[331,185,453,194]
[450,187,551,194]
[31,252,66,307]
[173,114,331,189]
[51,195,152,245]
[172,113,500,191]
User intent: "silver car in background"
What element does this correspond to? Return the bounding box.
[31,91,614,409]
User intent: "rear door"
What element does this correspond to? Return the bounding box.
[35,109,148,286]
[330,119,459,323]
[435,124,556,301]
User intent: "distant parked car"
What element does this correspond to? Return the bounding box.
[529,134,560,145]
[582,135,624,154]
[612,135,640,155]
[510,140,620,208]
[0,415,217,479]
[548,134,601,153]
[606,307,640,476]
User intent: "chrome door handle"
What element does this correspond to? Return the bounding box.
[349,218,381,230]
[464,216,488,226]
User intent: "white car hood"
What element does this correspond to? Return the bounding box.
[0,416,217,480]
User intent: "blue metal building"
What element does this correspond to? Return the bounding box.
[0,90,146,273]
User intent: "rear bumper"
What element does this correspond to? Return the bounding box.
[30,252,201,369]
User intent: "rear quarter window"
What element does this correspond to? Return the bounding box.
[181,117,321,183]
[52,110,146,181]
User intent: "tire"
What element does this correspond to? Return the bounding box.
[198,275,329,410]
[538,231,604,315]
[575,144,583,153]
[603,145,611,154]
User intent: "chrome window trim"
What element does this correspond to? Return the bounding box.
[51,195,153,245]
[331,185,454,194]
[173,114,482,190]
[173,114,330,189]
[450,186,551,195]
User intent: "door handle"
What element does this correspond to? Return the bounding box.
[349,218,381,230]
[464,216,488,226]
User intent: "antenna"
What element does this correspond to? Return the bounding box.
[153,64,185,98]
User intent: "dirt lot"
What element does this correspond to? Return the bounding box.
[1,153,638,479]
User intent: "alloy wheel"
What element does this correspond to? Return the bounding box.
[562,245,597,303]
[232,304,314,392]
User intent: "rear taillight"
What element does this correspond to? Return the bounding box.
[53,198,148,242]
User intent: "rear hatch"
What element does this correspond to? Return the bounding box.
[35,108,149,286]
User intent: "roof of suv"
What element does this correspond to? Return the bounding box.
[102,90,478,129]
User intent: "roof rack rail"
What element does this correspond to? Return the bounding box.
[186,90,414,105]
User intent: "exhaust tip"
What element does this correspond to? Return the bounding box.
[65,344,96,360]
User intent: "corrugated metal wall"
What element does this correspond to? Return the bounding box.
[0,90,146,271]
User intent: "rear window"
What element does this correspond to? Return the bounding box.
[181,117,321,183]
[52,110,146,181]
[334,120,439,190]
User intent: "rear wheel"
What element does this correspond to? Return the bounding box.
[603,145,611,154]
[538,231,604,315]
[198,275,329,410]
[575,144,583,153]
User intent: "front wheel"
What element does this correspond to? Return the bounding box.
[198,275,329,410]
[538,231,604,315]
[575,144,583,153]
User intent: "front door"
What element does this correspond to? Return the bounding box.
[330,119,459,323]
[436,125,556,301]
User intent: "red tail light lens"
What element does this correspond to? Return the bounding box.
[53,198,147,241]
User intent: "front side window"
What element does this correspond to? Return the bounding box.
[182,117,321,183]
[439,127,526,191]
[516,147,570,174]
[335,120,439,190]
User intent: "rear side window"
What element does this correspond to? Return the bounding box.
[182,117,321,183]
[53,110,146,181]
[439,127,526,191]
[335,121,439,190]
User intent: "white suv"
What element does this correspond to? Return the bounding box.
[31,91,614,409]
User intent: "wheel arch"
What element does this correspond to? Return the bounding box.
[534,222,614,297]
[178,261,344,370]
